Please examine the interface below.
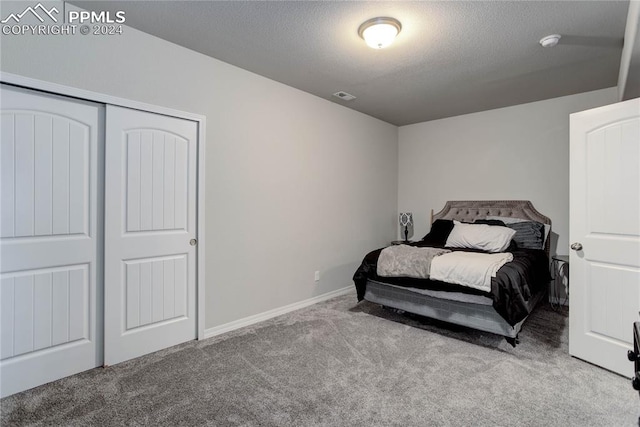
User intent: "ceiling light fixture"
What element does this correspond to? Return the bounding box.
[358,17,402,49]
[539,34,561,48]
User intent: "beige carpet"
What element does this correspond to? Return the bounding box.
[1,290,638,426]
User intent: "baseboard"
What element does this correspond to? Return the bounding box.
[203,286,353,340]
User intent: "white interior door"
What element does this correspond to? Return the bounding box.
[569,97,640,377]
[0,84,103,397]
[104,105,197,366]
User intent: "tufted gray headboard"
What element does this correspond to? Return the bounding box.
[431,200,552,256]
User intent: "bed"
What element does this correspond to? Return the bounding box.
[352,200,552,346]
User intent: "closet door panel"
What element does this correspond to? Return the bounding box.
[104,105,197,366]
[0,84,103,398]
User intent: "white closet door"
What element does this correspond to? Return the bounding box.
[0,84,103,397]
[569,97,640,377]
[104,105,197,365]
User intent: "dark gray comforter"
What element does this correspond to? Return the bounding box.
[352,242,550,326]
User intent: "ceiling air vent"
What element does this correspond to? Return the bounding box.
[332,91,356,101]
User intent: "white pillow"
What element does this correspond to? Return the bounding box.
[486,216,550,247]
[445,223,516,253]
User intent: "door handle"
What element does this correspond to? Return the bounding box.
[190,239,197,246]
[570,242,583,251]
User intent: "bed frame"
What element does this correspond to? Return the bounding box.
[363,200,551,346]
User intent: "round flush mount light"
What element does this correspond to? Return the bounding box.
[358,17,402,49]
[539,34,561,48]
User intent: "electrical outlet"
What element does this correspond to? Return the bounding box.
[314,271,320,282]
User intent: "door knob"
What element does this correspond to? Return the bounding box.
[570,242,583,251]
[190,239,197,246]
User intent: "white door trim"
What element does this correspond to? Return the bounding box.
[1,71,207,340]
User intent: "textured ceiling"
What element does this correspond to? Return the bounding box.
[72,1,629,126]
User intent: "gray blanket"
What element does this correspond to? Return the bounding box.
[376,245,451,279]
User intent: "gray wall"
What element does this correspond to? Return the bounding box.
[398,88,618,255]
[0,3,398,329]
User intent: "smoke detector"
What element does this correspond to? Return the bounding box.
[539,34,561,48]
[333,91,356,101]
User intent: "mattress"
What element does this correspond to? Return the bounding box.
[377,280,493,305]
[364,279,545,338]
[354,245,550,326]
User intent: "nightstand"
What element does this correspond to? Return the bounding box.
[550,255,569,308]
